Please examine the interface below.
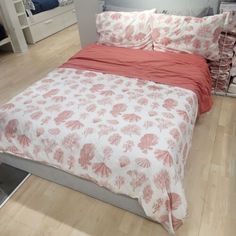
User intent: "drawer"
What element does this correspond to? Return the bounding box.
[62,9,77,28]
[25,10,77,44]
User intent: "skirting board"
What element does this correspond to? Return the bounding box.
[0,153,147,218]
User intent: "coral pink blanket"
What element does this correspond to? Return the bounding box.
[62,44,212,114]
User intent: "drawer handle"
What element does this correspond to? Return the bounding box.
[44,20,53,24]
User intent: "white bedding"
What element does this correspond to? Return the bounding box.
[0,68,198,233]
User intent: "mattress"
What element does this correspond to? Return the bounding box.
[0,45,212,233]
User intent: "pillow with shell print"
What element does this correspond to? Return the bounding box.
[150,13,228,60]
[96,9,156,50]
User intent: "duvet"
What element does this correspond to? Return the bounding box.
[0,45,212,233]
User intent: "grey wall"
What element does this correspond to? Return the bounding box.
[74,0,104,48]
[105,0,220,15]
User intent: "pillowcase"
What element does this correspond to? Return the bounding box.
[96,10,156,50]
[150,13,227,60]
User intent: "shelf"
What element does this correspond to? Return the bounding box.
[0,37,11,47]
[18,14,29,29]
[14,1,25,14]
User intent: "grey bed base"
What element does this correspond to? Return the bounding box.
[0,153,147,218]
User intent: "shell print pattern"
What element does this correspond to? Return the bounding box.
[0,68,198,234]
[54,111,74,125]
[92,162,112,178]
[4,119,18,141]
[79,144,95,169]
[138,134,158,152]
[96,10,155,50]
[150,13,226,61]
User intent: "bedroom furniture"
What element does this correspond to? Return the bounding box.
[0,23,235,236]
[13,0,29,30]
[1,0,222,232]
[0,0,28,52]
[0,39,211,232]
[1,0,77,47]
[23,3,77,44]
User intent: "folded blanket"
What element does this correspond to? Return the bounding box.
[62,44,212,114]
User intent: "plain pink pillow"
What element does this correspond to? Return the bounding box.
[150,13,227,60]
[96,10,156,50]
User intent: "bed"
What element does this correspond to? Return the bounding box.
[23,0,77,44]
[0,41,212,233]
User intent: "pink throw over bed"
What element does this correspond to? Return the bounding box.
[62,44,212,114]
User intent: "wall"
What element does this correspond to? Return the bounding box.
[105,0,220,15]
[74,0,104,48]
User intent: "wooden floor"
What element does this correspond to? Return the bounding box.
[0,25,236,236]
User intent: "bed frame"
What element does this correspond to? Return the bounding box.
[0,153,147,218]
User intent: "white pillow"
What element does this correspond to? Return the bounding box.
[96,10,156,50]
[150,13,227,60]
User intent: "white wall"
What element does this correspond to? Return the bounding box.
[105,0,220,15]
